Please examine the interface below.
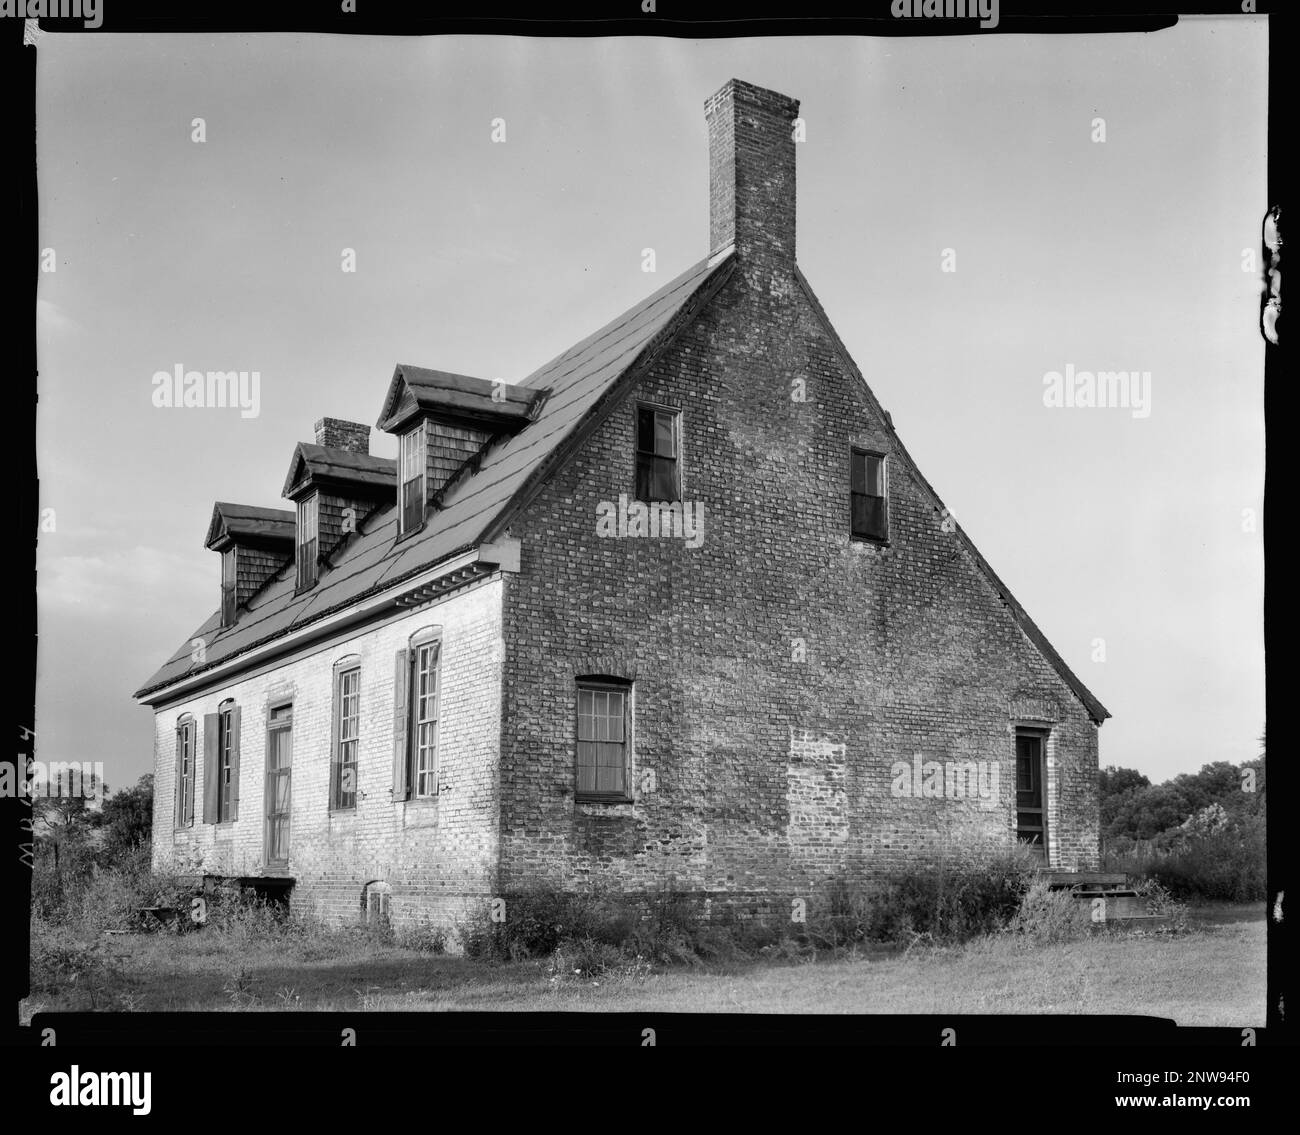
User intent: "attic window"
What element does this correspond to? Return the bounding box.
[635,403,681,503]
[296,493,319,590]
[399,420,427,535]
[850,449,888,543]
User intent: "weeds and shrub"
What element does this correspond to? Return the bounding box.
[1133,878,1189,932]
[1104,814,1265,902]
[1004,878,1092,944]
[805,848,1041,948]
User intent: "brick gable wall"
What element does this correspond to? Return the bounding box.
[497,264,1101,904]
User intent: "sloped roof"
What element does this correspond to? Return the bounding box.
[204,502,295,551]
[376,365,542,433]
[282,442,397,499]
[136,251,736,701]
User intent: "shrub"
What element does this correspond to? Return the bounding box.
[1133,878,1189,932]
[843,850,1039,945]
[1005,878,1091,944]
[462,887,634,961]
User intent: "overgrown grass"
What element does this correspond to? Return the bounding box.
[22,905,1265,1025]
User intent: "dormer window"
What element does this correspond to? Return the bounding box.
[399,420,427,535]
[220,550,237,626]
[296,493,319,590]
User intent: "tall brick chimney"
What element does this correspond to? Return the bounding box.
[705,79,800,264]
[314,417,370,454]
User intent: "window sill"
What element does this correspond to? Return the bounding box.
[850,535,890,549]
[576,796,634,807]
[394,521,427,545]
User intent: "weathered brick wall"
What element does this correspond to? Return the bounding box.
[151,577,505,937]
[497,262,1102,903]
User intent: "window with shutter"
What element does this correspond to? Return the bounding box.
[216,700,239,823]
[850,448,888,543]
[575,678,632,801]
[175,716,195,828]
[411,640,440,798]
[331,664,361,811]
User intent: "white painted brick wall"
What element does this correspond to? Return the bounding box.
[150,577,504,938]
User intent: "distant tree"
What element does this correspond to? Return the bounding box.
[31,767,107,874]
[1099,766,1152,839]
[1107,781,1195,842]
[100,773,154,863]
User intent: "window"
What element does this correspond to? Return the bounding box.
[850,449,888,542]
[220,550,237,626]
[576,679,631,800]
[362,881,391,926]
[392,630,441,803]
[202,701,240,824]
[265,703,292,865]
[174,716,195,828]
[412,640,440,798]
[399,421,427,534]
[331,665,360,811]
[296,494,319,590]
[635,404,681,502]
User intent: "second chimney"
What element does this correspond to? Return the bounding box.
[705,79,800,265]
[315,417,370,454]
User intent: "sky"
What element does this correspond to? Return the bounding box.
[34,22,1267,792]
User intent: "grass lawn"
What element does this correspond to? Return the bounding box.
[23,903,1265,1025]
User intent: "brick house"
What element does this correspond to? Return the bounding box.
[136,78,1109,936]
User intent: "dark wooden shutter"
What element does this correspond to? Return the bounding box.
[392,649,411,801]
[202,713,219,823]
[228,706,242,822]
[330,670,342,809]
[174,725,184,827]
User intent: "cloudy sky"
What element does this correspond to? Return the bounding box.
[35,22,1266,791]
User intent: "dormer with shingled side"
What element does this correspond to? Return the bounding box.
[204,502,296,628]
[281,418,397,592]
[376,365,545,537]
